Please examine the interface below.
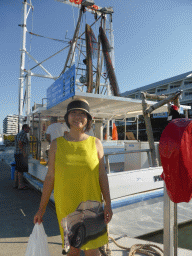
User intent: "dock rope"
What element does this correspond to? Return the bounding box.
[99,235,164,256]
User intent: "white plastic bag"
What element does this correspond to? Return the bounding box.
[25,223,51,256]
[61,217,70,254]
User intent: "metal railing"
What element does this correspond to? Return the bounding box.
[29,140,38,159]
[105,149,179,255]
[104,149,152,173]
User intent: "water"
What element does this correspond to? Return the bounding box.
[109,196,192,251]
[138,221,192,250]
[0,147,15,164]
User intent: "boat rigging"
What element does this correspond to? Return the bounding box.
[18,0,118,131]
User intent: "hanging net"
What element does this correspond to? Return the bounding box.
[89,26,98,59]
[99,26,119,96]
[85,24,98,93]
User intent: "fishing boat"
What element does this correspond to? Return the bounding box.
[18,0,192,254]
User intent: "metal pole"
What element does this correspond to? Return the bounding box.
[18,0,28,131]
[105,155,110,174]
[25,51,54,78]
[107,120,110,140]
[60,7,83,76]
[108,13,115,97]
[141,92,158,167]
[38,113,41,160]
[164,185,175,256]
[174,203,178,256]
[26,71,31,126]
[27,71,31,125]
[147,151,152,167]
[109,13,115,68]
[26,74,28,119]
[124,118,126,140]
[32,113,34,158]
[69,8,83,68]
[136,115,139,141]
[70,40,76,67]
[75,38,82,80]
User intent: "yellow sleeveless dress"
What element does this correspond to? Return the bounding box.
[54,136,108,250]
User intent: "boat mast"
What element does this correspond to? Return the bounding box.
[18,0,27,131]
[60,6,84,76]
[19,0,58,129]
[18,0,33,131]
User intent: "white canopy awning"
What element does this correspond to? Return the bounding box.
[31,91,191,120]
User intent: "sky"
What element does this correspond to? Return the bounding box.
[1,0,192,133]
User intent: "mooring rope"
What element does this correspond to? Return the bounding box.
[100,235,164,256]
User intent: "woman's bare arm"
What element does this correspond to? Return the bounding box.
[34,139,57,224]
[96,138,113,224]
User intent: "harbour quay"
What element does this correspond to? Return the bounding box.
[0,148,192,255]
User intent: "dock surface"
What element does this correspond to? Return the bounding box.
[1,158,192,255]
[0,160,63,256]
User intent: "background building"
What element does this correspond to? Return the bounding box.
[119,71,192,141]
[3,115,18,135]
[121,70,192,118]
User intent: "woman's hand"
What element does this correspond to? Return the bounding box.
[104,204,113,224]
[33,208,45,224]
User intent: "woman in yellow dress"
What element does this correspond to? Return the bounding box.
[34,98,113,256]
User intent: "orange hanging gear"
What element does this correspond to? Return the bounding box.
[112,123,118,140]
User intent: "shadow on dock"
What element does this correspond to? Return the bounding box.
[0,160,63,255]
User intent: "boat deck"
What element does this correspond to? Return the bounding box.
[1,154,192,255]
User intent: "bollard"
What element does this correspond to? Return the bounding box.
[11,162,16,180]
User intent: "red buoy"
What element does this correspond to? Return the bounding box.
[159,118,192,203]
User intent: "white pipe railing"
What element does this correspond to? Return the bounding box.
[104,149,152,174]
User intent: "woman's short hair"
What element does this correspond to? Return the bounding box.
[64,98,92,132]
[64,111,92,132]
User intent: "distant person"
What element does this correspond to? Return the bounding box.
[45,116,69,143]
[14,124,30,190]
[167,105,181,122]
